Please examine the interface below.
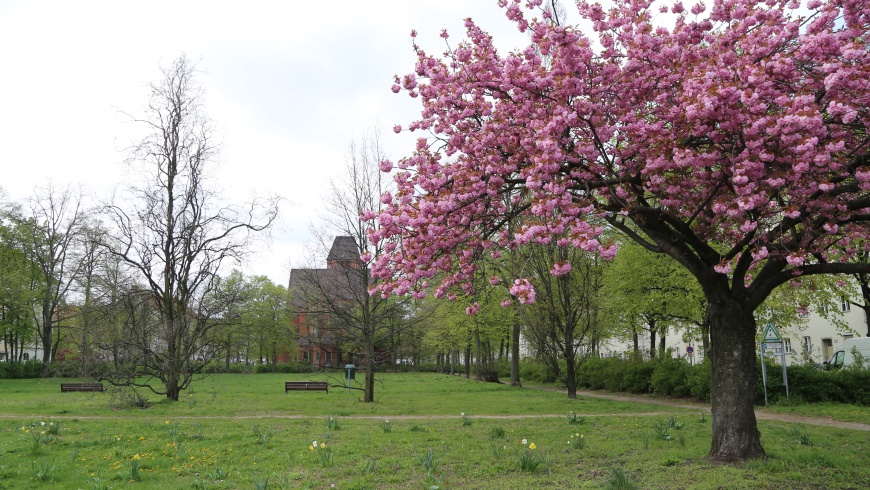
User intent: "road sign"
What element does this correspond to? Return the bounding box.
[762,323,782,342]
[759,330,790,406]
[686,346,694,355]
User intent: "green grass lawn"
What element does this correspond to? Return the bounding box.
[0,373,868,489]
[0,373,680,418]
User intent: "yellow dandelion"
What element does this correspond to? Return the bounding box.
[309,445,314,451]
[529,443,537,450]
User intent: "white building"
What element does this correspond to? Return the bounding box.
[600,301,866,366]
[0,340,43,363]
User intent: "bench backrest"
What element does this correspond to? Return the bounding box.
[284,381,328,392]
[61,383,104,392]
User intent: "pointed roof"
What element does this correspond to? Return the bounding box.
[326,236,359,263]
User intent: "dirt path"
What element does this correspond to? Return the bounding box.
[524,384,870,431]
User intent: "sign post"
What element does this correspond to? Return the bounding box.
[686,345,694,366]
[759,323,789,406]
[345,364,355,395]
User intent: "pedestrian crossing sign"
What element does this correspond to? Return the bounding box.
[762,323,782,342]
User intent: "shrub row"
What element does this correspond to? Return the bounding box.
[572,356,712,400]
[760,362,870,405]
[563,356,869,406]
[0,360,42,379]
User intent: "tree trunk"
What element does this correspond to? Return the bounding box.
[464,345,471,378]
[363,334,375,402]
[707,297,765,462]
[510,321,522,387]
[164,361,181,402]
[474,329,482,381]
[40,288,53,377]
[225,339,231,371]
[564,347,577,399]
[648,324,657,359]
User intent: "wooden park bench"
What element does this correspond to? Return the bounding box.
[285,381,328,394]
[60,382,105,393]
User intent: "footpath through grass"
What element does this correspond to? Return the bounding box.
[0,373,867,489]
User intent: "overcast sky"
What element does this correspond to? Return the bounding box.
[0,0,533,285]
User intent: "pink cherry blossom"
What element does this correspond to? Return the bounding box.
[465,302,480,315]
[509,278,536,305]
[549,261,572,276]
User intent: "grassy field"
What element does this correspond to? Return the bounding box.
[0,373,868,489]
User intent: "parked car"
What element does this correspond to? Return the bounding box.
[824,337,870,369]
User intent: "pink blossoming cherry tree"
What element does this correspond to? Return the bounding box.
[366,0,870,462]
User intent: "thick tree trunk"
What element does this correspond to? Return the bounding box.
[40,294,53,377]
[510,321,522,387]
[648,325,657,359]
[166,367,181,401]
[707,298,765,462]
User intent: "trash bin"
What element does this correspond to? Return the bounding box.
[345,364,356,380]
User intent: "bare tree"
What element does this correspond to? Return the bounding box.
[290,128,423,402]
[103,55,279,400]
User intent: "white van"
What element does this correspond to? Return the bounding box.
[826,337,870,369]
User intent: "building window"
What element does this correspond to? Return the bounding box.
[841,297,851,312]
[843,334,854,341]
[802,336,812,353]
[23,352,30,360]
[325,351,333,365]
[820,304,829,314]
[784,338,792,354]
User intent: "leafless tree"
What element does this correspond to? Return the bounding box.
[103,55,280,400]
[291,127,426,402]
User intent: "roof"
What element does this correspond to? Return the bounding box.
[288,236,369,311]
[326,236,360,263]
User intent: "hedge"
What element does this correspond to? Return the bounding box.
[565,356,869,406]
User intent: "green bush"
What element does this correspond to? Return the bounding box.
[577,357,624,390]
[685,360,711,401]
[519,359,557,383]
[651,356,692,397]
[765,364,870,406]
[621,359,655,393]
[0,360,42,379]
[255,362,316,374]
